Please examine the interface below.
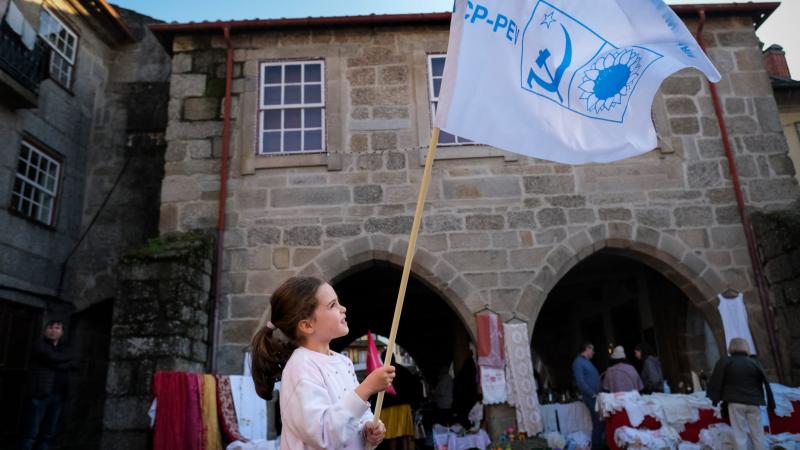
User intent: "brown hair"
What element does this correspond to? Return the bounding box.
[251,276,324,400]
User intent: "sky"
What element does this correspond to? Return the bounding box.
[113,0,799,78]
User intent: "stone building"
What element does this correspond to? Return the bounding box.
[764,44,800,185]
[0,0,169,447]
[149,0,800,399]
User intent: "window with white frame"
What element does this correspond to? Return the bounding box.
[11,141,61,226]
[39,8,78,88]
[258,61,325,154]
[427,55,472,145]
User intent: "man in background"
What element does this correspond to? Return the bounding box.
[573,342,603,449]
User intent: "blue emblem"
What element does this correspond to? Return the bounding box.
[520,1,663,123]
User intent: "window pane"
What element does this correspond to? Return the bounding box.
[433,78,442,98]
[305,108,322,128]
[46,176,56,191]
[439,130,457,144]
[26,164,37,180]
[264,86,281,105]
[264,110,281,130]
[285,64,301,83]
[431,57,445,77]
[284,85,301,104]
[304,130,322,151]
[264,66,282,84]
[284,109,301,129]
[263,132,281,153]
[284,131,301,152]
[305,64,321,82]
[304,84,321,104]
[20,145,29,160]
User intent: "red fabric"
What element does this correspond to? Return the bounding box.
[768,401,800,434]
[152,372,204,450]
[604,409,724,450]
[215,375,247,443]
[475,313,504,367]
[366,330,396,395]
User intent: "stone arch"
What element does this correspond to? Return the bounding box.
[257,234,479,341]
[521,223,729,349]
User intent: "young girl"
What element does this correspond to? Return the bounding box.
[251,276,396,449]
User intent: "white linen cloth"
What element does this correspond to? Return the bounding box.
[717,292,757,354]
[479,366,507,405]
[229,375,268,442]
[502,322,543,435]
[772,383,800,417]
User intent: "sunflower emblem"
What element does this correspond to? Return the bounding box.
[578,49,642,114]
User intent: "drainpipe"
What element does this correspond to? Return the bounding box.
[696,10,785,382]
[209,26,234,372]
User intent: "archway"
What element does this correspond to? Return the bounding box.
[532,250,721,394]
[330,260,480,428]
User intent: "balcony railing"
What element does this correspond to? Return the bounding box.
[0,20,48,95]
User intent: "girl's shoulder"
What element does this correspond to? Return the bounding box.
[283,347,352,380]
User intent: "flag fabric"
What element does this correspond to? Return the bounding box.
[434,0,721,164]
[366,331,396,395]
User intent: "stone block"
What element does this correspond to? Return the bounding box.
[235,190,267,210]
[171,74,207,98]
[247,227,281,246]
[510,247,552,270]
[364,216,413,234]
[443,250,507,271]
[523,175,575,194]
[326,223,362,238]
[537,208,567,227]
[351,108,369,120]
[546,195,586,208]
[492,231,520,249]
[710,226,746,248]
[443,177,521,199]
[179,202,217,230]
[466,214,505,230]
[661,76,701,95]
[351,135,368,153]
[424,215,463,233]
[670,117,700,135]
[347,68,376,86]
[535,228,567,245]
[103,397,152,430]
[161,176,201,203]
[635,208,671,228]
[599,208,632,221]
[221,319,259,344]
[294,248,321,267]
[508,211,537,229]
[357,154,383,170]
[741,134,789,154]
[283,226,323,246]
[568,209,596,224]
[636,227,660,248]
[674,206,713,227]
[749,179,799,203]
[754,97,783,134]
[354,185,383,204]
[500,271,536,288]
[386,152,406,170]
[271,186,350,207]
[769,155,796,176]
[449,232,491,249]
[687,161,722,188]
[371,132,397,151]
[716,30,759,47]
[464,272,499,289]
[666,97,697,115]
[379,65,409,84]
[183,97,219,121]
[490,289,520,311]
[172,53,192,74]
[374,107,409,120]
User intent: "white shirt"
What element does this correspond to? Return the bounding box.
[280,346,373,450]
[717,293,757,355]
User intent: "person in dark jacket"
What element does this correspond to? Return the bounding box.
[707,337,775,450]
[19,319,75,450]
[572,342,603,450]
[634,343,664,394]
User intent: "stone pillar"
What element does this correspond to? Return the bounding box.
[101,232,214,450]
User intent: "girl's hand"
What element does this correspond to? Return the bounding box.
[364,420,386,446]
[355,365,396,400]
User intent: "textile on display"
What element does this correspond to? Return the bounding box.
[502,322,543,435]
[772,384,800,417]
[152,372,203,450]
[216,375,248,443]
[432,424,491,450]
[541,402,593,436]
[229,375,268,441]
[717,292,757,354]
[226,440,280,450]
[566,431,591,450]
[2,1,35,49]
[475,313,504,367]
[201,374,224,450]
[698,423,735,450]
[381,404,415,439]
[479,366,507,405]
[597,391,648,426]
[613,425,680,449]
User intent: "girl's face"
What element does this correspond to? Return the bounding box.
[308,283,349,341]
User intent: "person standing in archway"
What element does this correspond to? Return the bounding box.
[602,346,643,393]
[572,342,603,450]
[634,343,664,394]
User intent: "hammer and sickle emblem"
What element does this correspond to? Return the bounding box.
[527,23,573,103]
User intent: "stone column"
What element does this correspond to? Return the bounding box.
[101,232,214,450]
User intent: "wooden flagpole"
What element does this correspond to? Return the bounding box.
[374,127,440,421]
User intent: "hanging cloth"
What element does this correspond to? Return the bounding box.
[476,312,504,368]
[717,293,757,354]
[480,366,507,405]
[503,322,543,435]
[216,375,248,443]
[229,375,268,441]
[152,372,203,450]
[201,375,224,450]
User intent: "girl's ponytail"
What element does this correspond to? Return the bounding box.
[250,276,324,400]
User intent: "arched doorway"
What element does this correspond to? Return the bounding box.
[532,250,721,394]
[330,260,479,428]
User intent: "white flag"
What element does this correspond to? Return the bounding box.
[435,0,721,164]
